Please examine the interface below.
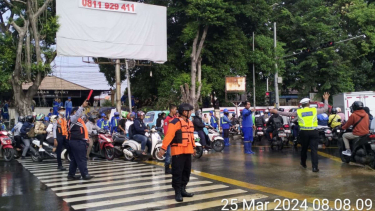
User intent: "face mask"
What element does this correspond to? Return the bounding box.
[59,111,65,116]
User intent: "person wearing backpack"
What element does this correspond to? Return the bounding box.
[20,115,34,159]
[341,101,369,156]
[265,112,284,142]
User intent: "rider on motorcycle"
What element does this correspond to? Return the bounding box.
[86,115,101,158]
[11,116,25,150]
[265,111,284,142]
[35,113,47,152]
[341,101,369,156]
[328,108,342,129]
[193,110,210,150]
[20,115,34,159]
[125,113,135,138]
[133,111,152,155]
[317,113,329,126]
[111,112,120,134]
[254,111,265,128]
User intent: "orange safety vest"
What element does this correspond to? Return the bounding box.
[162,117,196,156]
[68,118,89,141]
[57,118,68,138]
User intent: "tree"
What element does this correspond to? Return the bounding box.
[1,0,58,115]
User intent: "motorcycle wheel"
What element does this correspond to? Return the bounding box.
[270,142,275,150]
[324,138,330,147]
[31,151,42,162]
[114,146,123,158]
[152,147,165,162]
[212,140,224,152]
[278,142,284,151]
[123,146,135,161]
[339,143,350,163]
[105,147,115,161]
[2,148,14,162]
[194,146,203,159]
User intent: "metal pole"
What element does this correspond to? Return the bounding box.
[252,32,256,108]
[274,22,280,109]
[266,78,269,91]
[115,59,121,113]
[126,60,133,113]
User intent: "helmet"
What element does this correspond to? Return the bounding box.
[255,111,260,115]
[32,112,37,117]
[18,116,25,122]
[138,111,145,117]
[195,110,202,117]
[178,103,194,115]
[89,115,97,123]
[278,108,284,112]
[26,115,34,123]
[36,114,45,121]
[127,113,135,119]
[331,108,337,114]
[265,109,269,113]
[50,115,57,122]
[122,112,128,118]
[351,101,364,113]
[336,107,342,113]
[44,117,49,122]
[101,113,106,117]
[223,108,229,113]
[300,98,310,105]
[114,112,119,116]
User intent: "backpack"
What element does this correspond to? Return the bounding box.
[272,117,283,129]
[128,124,135,139]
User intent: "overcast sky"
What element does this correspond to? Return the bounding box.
[51,57,127,93]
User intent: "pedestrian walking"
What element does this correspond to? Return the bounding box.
[158,103,196,202]
[271,92,330,172]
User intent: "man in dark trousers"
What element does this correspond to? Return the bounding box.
[271,92,329,172]
[67,101,94,180]
[158,103,196,202]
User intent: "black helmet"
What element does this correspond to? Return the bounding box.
[351,101,364,113]
[331,108,337,114]
[255,111,260,115]
[278,108,284,112]
[18,116,25,122]
[89,115,97,123]
[26,115,34,123]
[178,103,194,115]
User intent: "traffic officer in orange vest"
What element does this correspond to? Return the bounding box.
[67,100,94,180]
[158,103,196,202]
[53,106,69,171]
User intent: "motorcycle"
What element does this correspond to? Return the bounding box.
[270,127,287,150]
[290,121,300,148]
[122,128,165,161]
[317,126,333,147]
[91,130,115,161]
[30,137,57,162]
[0,131,15,161]
[254,126,265,143]
[331,126,341,143]
[339,129,375,169]
[193,133,203,158]
[283,124,292,144]
[205,125,225,152]
[112,132,127,158]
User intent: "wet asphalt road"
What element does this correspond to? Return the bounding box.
[1,136,375,211]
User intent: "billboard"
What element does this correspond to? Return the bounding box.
[225,77,246,93]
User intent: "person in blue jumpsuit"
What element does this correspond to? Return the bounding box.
[53,98,59,115]
[242,101,255,154]
[2,101,9,120]
[97,113,110,130]
[65,97,73,118]
[209,111,218,130]
[221,109,232,146]
[111,112,120,133]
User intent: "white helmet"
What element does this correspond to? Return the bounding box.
[50,115,57,122]
[336,107,341,112]
[300,98,310,105]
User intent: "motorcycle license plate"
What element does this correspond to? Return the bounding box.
[278,133,286,137]
[257,132,264,135]
[285,130,291,133]
[325,134,333,137]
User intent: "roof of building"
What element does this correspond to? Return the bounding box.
[22,76,90,91]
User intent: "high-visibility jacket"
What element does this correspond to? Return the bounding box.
[161,118,196,156]
[297,107,318,130]
[56,117,68,138]
[210,116,217,129]
[220,115,231,129]
[68,118,89,141]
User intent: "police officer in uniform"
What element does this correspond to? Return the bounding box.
[271,92,330,172]
[53,106,69,171]
[67,101,94,180]
[157,104,196,202]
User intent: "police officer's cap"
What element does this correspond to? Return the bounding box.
[178,103,194,115]
[58,106,65,111]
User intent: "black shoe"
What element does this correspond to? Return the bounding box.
[174,189,183,202]
[57,166,66,171]
[300,162,307,169]
[312,168,319,172]
[82,175,94,180]
[165,165,172,174]
[181,186,194,197]
[21,156,26,160]
[67,175,81,180]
